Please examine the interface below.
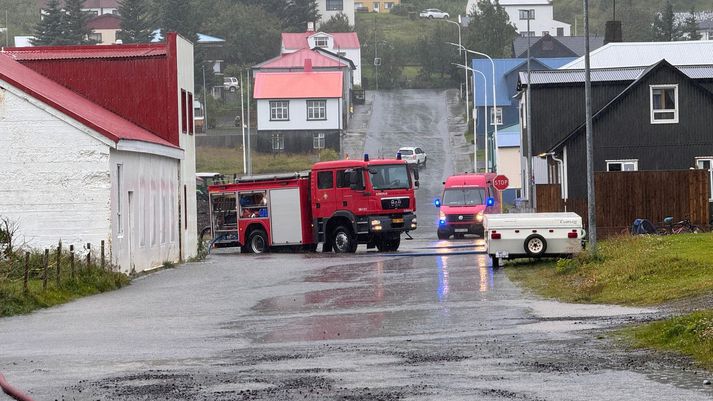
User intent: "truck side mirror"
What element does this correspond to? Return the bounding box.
[434,199,441,208]
[411,166,419,189]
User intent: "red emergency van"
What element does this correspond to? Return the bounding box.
[205,156,418,253]
[434,173,502,239]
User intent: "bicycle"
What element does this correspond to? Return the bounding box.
[657,216,703,235]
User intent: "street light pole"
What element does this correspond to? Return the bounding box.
[202,65,207,135]
[448,43,498,172]
[520,9,535,209]
[453,63,488,173]
[445,19,468,124]
[583,0,597,254]
[240,72,246,174]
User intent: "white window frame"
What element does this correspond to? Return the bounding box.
[307,100,327,120]
[314,36,329,48]
[695,157,713,201]
[326,0,343,11]
[606,159,638,172]
[272,133,285,151]
[490,107,503,126]
[270,100,289,121]
[313,133,325,149]
[519,9,535,20]
[650,84,679,124]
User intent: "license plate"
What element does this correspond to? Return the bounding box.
[455,228,468,233]
[496,251,509,258]
[392,218,404,223]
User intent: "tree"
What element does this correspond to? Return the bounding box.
[281,0,321,32]
[319,12,353,32]
[619,1,654,42]
[155,0,198,42]
[463,0,517,58]
[652,0,681,41]
[63,0,95,45]
[118,0,154,43]
[418,23,457,79]
[682,7,702,41]
[31,0,65,46]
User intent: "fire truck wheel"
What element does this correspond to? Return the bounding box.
[376,237,400,252]
[332,225,357,253]
[247,229,269,254]
[437,230,450,240]
[524,234,547,257]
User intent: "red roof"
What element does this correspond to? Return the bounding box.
[0,53,176,149]
[87,14,121,30]
[253,71,343,99]
[258,48,346,69]
[3,43,167,60]
[281,32,360,50]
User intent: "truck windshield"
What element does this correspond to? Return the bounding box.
[369,164,411,190]
[442,188,486,206]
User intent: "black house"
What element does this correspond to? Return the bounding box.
[519,60,713,204]
[512,35,605,58]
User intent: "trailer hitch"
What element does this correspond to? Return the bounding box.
[404,231,413,240]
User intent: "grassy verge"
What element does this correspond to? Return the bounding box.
[0,253,129,317]
[506,233,713,306]
[507,233,713,368]
[196,147,339,176]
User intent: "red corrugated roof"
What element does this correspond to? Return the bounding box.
[87,14,121,30]
[259,48,345,69]
[3,44,167,60]
[253,71,343,99]
[281,32,360,50]
[0,53,176,149]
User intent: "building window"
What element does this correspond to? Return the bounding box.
[520,31,536,37]
[317,171,334,189]
[187,92,194,134]
[313,133,326,149]
[270,101,289,121]
[557,27,564,36]
[117,164,123,235]
[490,107,503,126]
[314,36,329,48]
[181,90,187,133]
[307,100,327,120]
[541,31,549,36]
[326,0,343,11]
[271,133,285,151]
[606,159,638,172]
[88,32,102,42]
[696,157,713,201]
[519,9,535,20]
[373,2,380,11]
[385,2,394,9]
[650,85,678,124]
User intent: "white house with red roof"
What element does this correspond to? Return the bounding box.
[254,68,344,153]
[87,13,121,44]
[317,0,355,26]
[0,33,198,274]
[281,30,362,86]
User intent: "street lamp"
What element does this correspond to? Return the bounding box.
[447,43,498,172]
[453,63,488,173]
[444,19,469,124]
[519,9,535,209]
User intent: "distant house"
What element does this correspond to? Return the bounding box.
[518,61,713,210]
[281,29,362,86]
[87,13,120,44]
[38,0,118,16]
[317,0,355,25]
[254,69,344,154]
[495,122,523,204]
[512,35,605,58]
[466,0,570,37]
[1,33,199,273]
[153,30,226,74]
[560,41,713,70]
[675,11,713,40]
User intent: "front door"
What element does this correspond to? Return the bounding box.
[313,170,336,218]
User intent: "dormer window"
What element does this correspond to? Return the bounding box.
[314,37,329,48]
[650,85,678,124]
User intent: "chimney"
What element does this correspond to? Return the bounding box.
[307,22,315,32]
[605,21,623,44]
[304,58,313,72]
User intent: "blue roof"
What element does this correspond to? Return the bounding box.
[472,57,575,106]
[497,123,521,148]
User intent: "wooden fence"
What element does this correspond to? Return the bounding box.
[536,170,710,236]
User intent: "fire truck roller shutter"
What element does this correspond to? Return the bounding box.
[269,188,303,244]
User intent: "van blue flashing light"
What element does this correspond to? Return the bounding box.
[486,197,495,206]
[364,153,369,162]
[396,152,402,160]
[439,218,446,225]
[434,199,441,207]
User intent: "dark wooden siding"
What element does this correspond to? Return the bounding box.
[256,130,340,153]
[530,82,630,155]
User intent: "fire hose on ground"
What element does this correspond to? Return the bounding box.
[0,374,35,401]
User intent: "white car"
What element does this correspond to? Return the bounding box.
[223,76,239,92]
[398,147,427,166]
[420,9,449,19]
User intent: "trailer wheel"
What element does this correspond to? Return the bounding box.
[332,225,357,253]
[247,229,269,254]
[490,254,500,268]
[524,234,547,257]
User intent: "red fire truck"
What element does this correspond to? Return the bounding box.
[204,156,418,254]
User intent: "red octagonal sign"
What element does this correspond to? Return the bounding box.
[493,175,509,191]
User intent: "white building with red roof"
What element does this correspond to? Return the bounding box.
[281,30,362,86]
[254,68,344,153]
[0,33,198,273]
[86,13,121,45]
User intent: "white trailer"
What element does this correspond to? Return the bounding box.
[484,212,585,267]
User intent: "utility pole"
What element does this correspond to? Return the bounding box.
[524,10,535,210]
[247,70,252,176]
[584,0,597,254]
[240,72,246,174]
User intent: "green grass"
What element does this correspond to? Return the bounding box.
[196,146,339,176]
[619,310,713,369]
[506,233,713,306]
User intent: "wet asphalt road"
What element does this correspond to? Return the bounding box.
[1,90,713,400]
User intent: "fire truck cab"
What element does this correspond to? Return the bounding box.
[206,157,418,254]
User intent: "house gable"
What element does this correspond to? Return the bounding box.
[514,35,578,58]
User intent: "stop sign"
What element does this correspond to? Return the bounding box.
[493,175,509,191]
